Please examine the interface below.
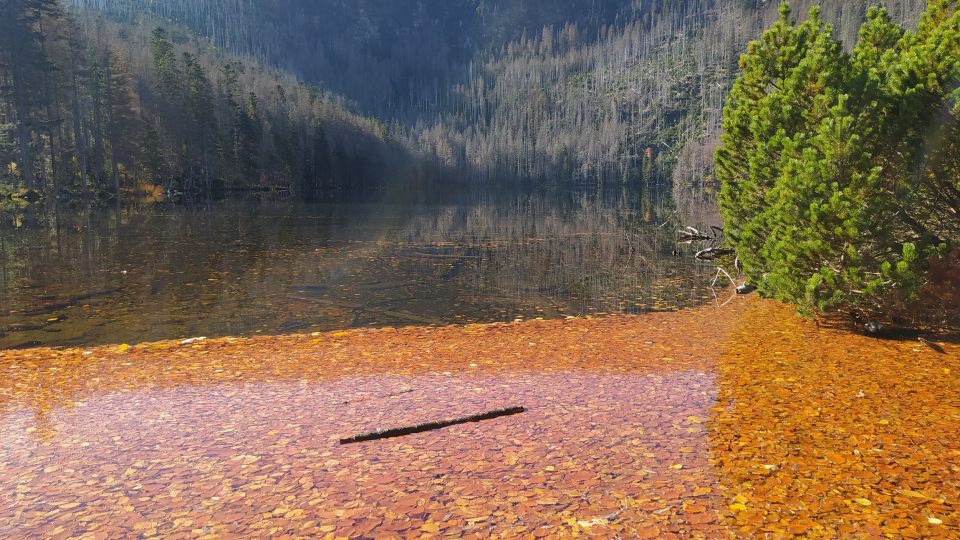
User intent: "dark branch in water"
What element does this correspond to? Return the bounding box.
[339,406,526,444]
[696,247,735,260]
[678,227,713,242]
[16,288,125,317]
[918,337,946,354]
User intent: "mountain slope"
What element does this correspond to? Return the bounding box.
[5,0,930,208]
[0,0,408,206]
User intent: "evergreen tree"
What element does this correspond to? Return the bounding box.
[716,1,960,328]
[149,27,179,95]
[0,0,61,188]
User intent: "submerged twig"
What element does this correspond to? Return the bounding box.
[16,287,124,316]
[696,247,735,260]
[341,388,415,405]
[339,406,526,444]
[918,337,946,354]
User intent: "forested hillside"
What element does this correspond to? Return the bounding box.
[68,0,652,119]
[0,0,404,207]
[3,0,929,207]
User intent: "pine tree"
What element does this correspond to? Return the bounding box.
[716,1,960,328]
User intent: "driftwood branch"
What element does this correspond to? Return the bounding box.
[339,406,526,444]
[678,225,724,243]
[711,266,737,288]
[678,227,712,242]
[696,247,735,261]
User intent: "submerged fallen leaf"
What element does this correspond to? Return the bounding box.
[576,517,610,528]
[2,297,959,539]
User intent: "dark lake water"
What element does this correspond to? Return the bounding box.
[0,187,718,348]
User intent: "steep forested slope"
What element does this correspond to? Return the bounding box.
[4,0,930,208]
[67,0,657,119]
[68,1,925,187]
[0,0,404,206]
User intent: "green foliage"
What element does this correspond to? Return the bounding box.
[150,27,180,94]
[716,1,960,326]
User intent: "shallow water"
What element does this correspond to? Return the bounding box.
[0,188,716,349]
[2,299,957,538]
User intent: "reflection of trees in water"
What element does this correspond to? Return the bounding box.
[0,190,717,347]
[392,189,715,317]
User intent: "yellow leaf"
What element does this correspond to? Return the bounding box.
[729,503,747,513]
[928,517,943,525]
[117,344,130,353]
[421,521,441,533]
[577,517,610,528]
[854,498,872,506]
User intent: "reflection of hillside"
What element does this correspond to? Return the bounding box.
[0,189,714,347]
[392,189,714,317]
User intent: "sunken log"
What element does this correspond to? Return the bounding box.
[339,406,526,444]
[17,287,124,316]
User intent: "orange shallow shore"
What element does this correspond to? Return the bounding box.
[1,297,958,539]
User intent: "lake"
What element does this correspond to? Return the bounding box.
[0,186,718,348]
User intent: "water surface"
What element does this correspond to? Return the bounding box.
[0,187,715,348]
